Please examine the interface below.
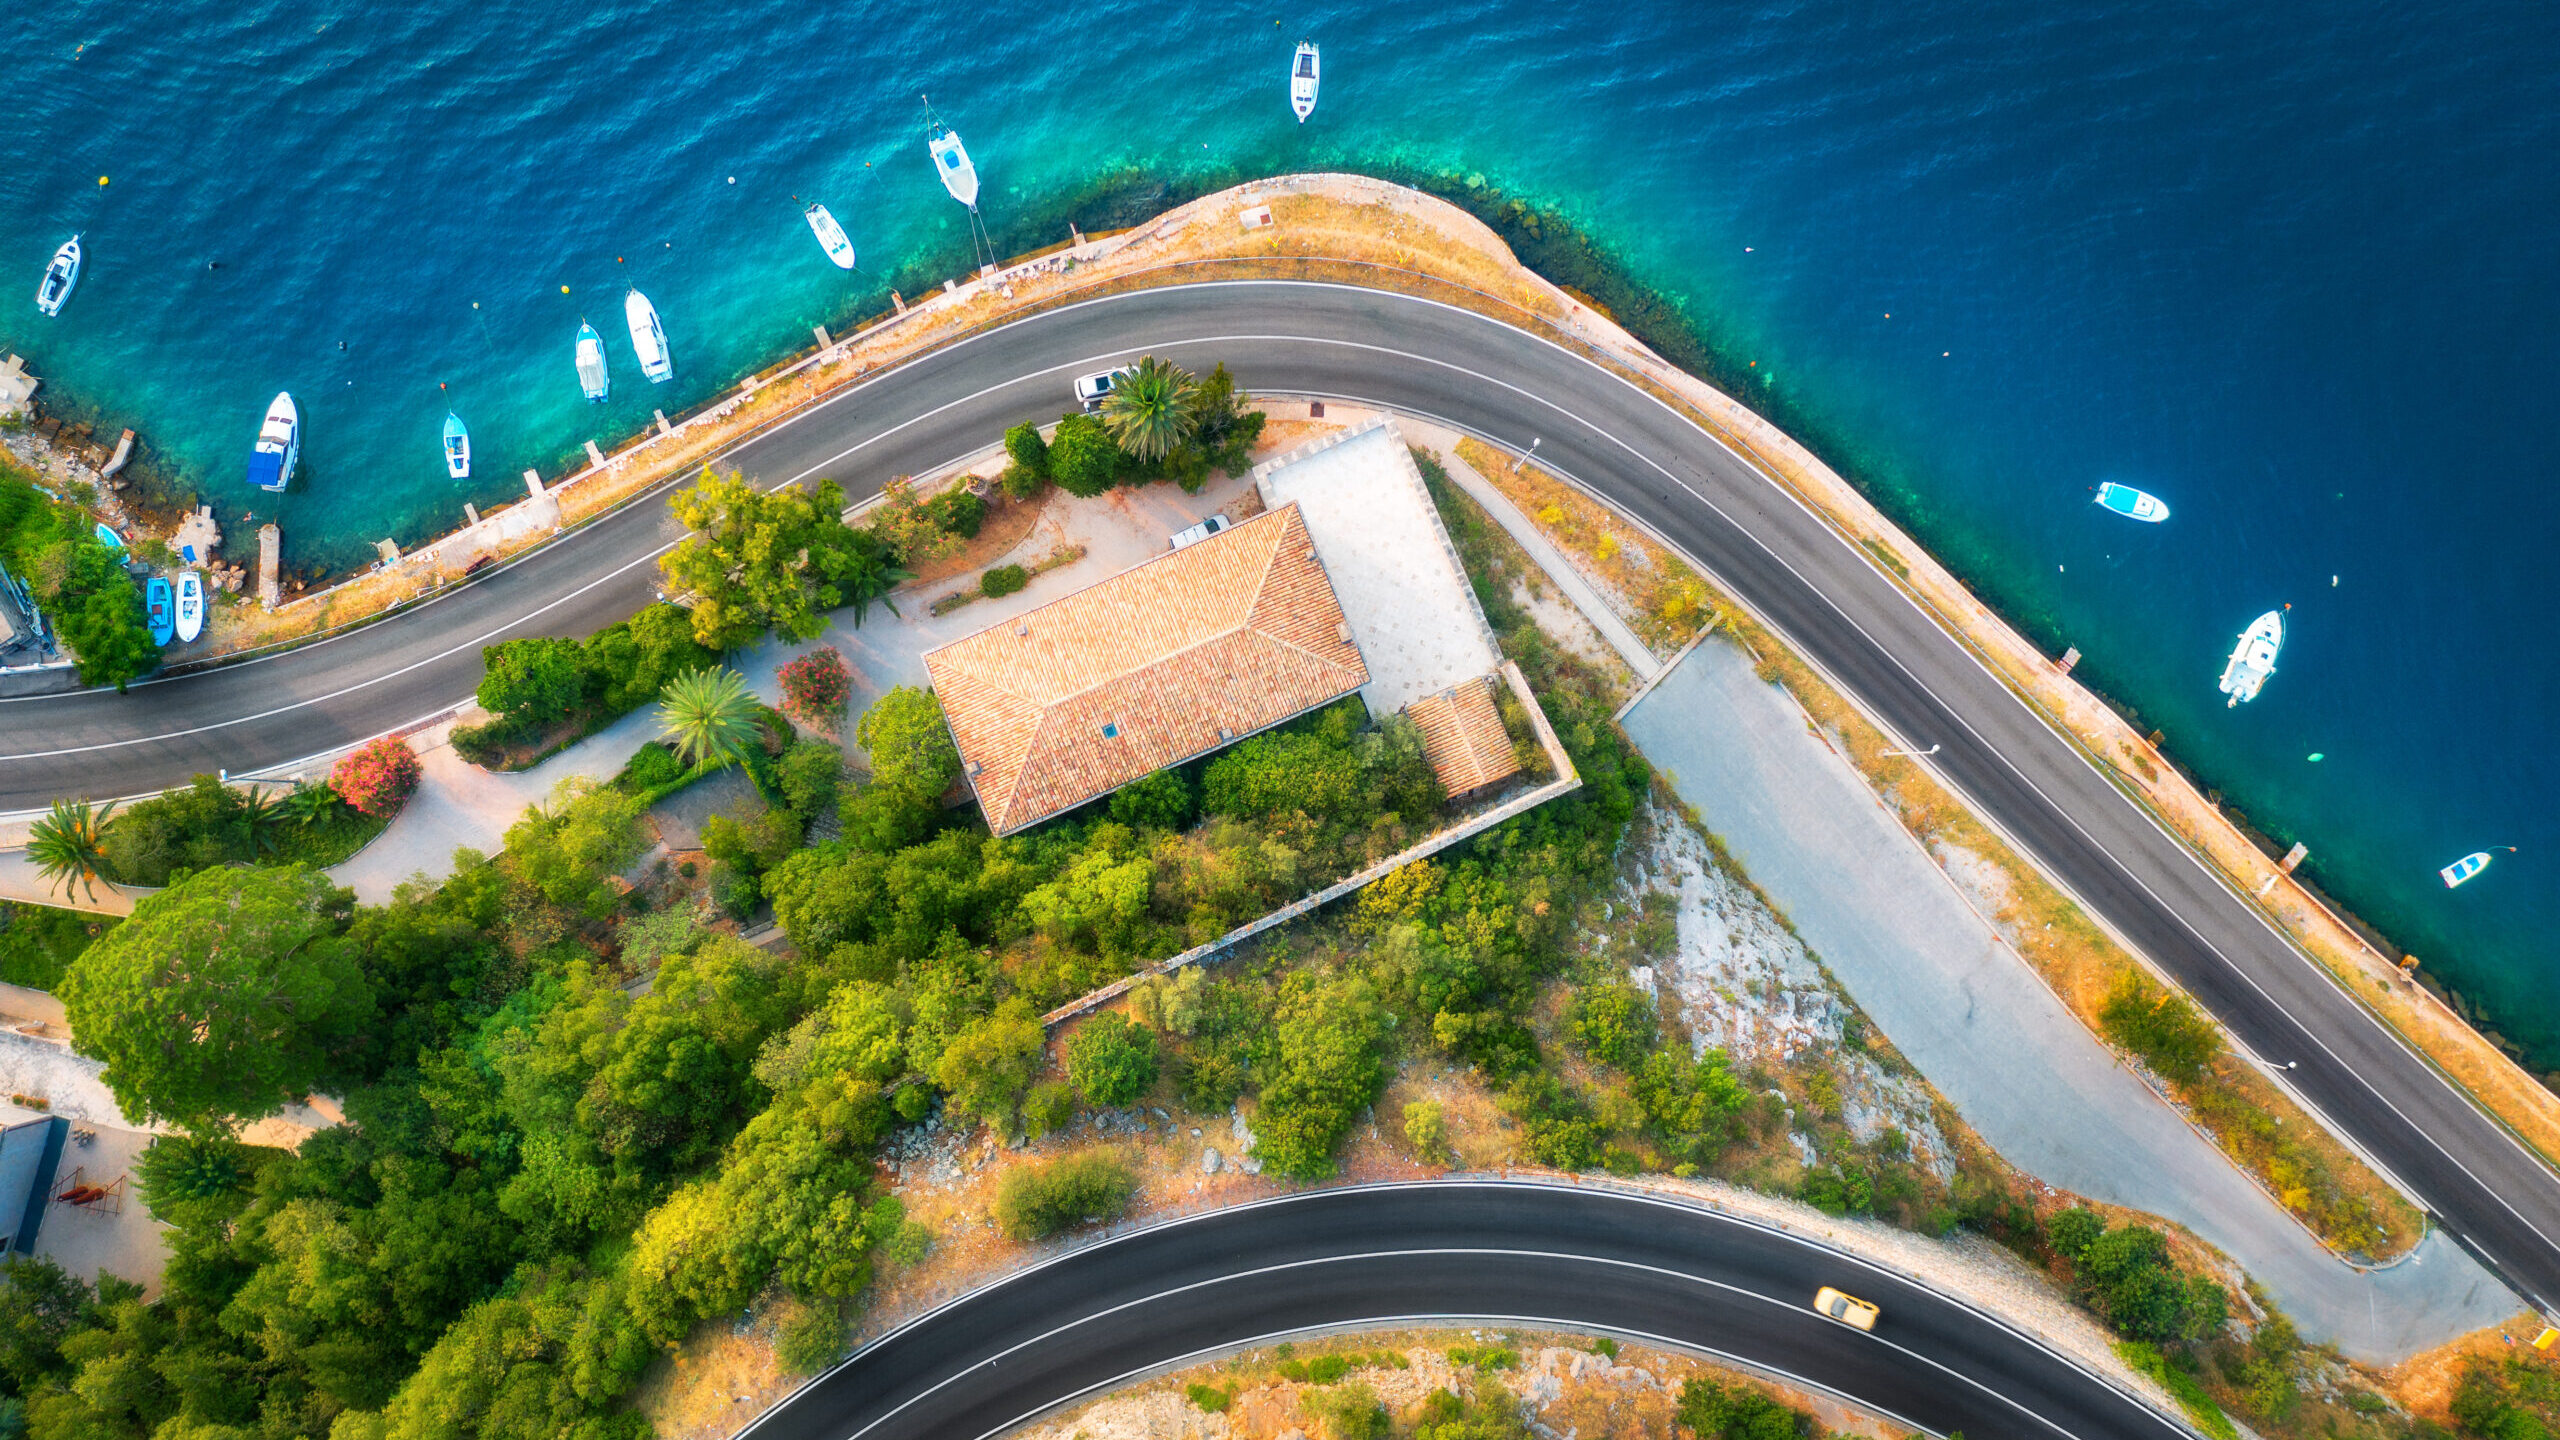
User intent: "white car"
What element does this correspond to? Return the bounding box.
[1169,515,1232,550]
[1074,366,1136,409]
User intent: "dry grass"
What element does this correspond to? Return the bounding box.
[1451,436,1715,655]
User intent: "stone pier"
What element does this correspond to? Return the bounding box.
[257,525,281,608]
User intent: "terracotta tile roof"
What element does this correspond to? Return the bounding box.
[1407,675,1522,798]
[924,504,1368,835]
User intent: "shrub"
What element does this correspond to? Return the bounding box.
[447,717,518,768]
[707,860,759,919]
[1677,1379,1813,1440]
[618,742,688,793]
[474,637,586,732]
[1567,983,1657,1068]
[1000,462,1045,501]
[1106,768,1193,830]
[992,1151,1137,1239]
[1065,1013,1160,1107]
[1185,1383,1231,1414]
[1304,1381,1389,1440]
[884,1220,935,1267]
[331,738,422,819]
[1022,1079,1077,1137]
[927,488,985,539]
[1403,1099,1448,1161]
[773,1297,844,1374]
[980,563,1028,598]
[2099,975,2221,1083]
[778,647,853,732]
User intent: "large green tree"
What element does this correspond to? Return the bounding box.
[57,864,369,1130]
[1047,413,1122,498]
[660,468,865,649]
[475,636,588,731]
[855,686,960,800]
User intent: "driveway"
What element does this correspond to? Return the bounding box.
[1622,640,2520,1360]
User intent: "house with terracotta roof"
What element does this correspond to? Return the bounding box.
[923,503,1369,836]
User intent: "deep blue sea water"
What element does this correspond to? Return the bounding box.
[3,0,2555,1058]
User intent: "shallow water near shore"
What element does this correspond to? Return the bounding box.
[2,0,2554,1061]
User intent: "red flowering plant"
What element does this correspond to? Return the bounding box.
[331,736,422,819]
[778,647,852,733]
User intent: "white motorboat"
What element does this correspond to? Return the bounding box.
[2440,847,2514,888]
[442,411,471,480]
[925,101,980,210]
[575,321,610,402]
[173,570,203,643]
[625,288,673,384]
[2095,482,2170,523]
[1290,42,1321,122]
[246,391,299,493]
[35,235,80,316]
[2216,608,2284,707]
[805,202,857,269]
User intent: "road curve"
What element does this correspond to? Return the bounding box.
[6,280,2559,1318]
[739,1181,2179,1440]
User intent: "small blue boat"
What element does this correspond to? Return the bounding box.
[574,322,609,403]
[92,522,124,550]
[145,576,174,646]
[2095,482,2170,522]
[442,412,471,480]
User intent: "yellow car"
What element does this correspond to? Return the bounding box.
[1813,1286,1880,1331]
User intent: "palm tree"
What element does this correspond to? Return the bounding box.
[27,797,116,902]
[239,787,287,856]
[837,535,913,629]
[1098,356,1200,464]
[657,666,761,770]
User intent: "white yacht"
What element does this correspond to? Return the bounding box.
[2095,481,2170,522]
[1290,42,1321,122]
[804,202,857,269]
[442,411,471,480]
[246,391,299,493]
[35,235,80,316]
[2216,608,2284,707]
[625,288,673,384]
[575,321,610,402]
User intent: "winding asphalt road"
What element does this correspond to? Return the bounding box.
[7,280,2559,1324]
[739,1181,2180,1440]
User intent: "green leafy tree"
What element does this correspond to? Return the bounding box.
[932,997,1044,1130]
[657,665,761,770]
[777,739,844,824]
[25,796,115,901]
[1677,1379,1813,1440]
[61,580,159,690]
[856,685,960,799]
[1254,973,1388,1179]
[1003,420,1050,478]
[1065,1013,1159,1107]
[1098,356,1200,463]
[58,864,367,1130]
[1048,412,1122,498]
[660,468,868,648]
[582,600,720,715]
[503,777,648,918]
[1191,362,1267,476]
[476,636,589,731]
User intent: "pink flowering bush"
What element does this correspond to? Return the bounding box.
[331,736,422,819]
[778,647,852,733]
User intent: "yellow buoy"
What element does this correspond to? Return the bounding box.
[560,285,570,294]
[97,175,109,185]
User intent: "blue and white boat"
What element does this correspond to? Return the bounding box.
[924,100,979,211]
[442,412,471,480]
[574,321,610,402]
[625,289,672,384]
[35,235,80,317]
[173,570,203,643]
[92,522,123,550]
[2095,482,2170,523]
[2217,608,2284,707]
[2440,852,2493,888]
[246,391,299,493]
[145,576,173,646]
[805,202,857,270]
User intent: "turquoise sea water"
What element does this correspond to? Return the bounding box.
[3,0,2555,1060]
